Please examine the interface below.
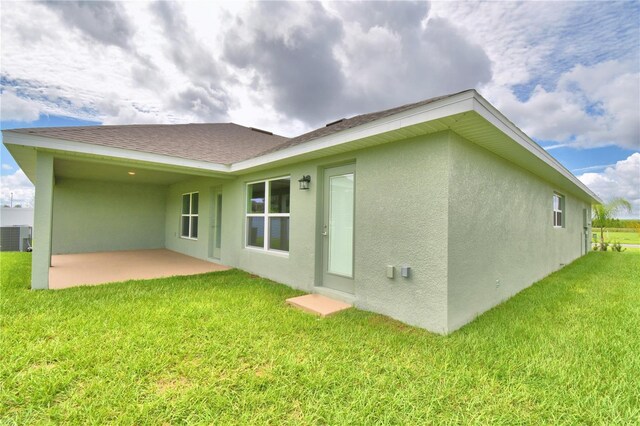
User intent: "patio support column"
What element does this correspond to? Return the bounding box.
[32,151,54,290]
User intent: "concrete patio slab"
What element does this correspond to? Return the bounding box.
[286,294,353,317]
[49,249,230,289]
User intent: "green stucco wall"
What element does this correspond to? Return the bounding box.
[352,134,449,332]
[234,134,449,332]
[161,130,591,334]
[446,132,591,332]
[165,177,227,260]
[52,178,167,254]
[165,133,451,333]
[219,163,318,292]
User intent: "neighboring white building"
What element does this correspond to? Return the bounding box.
[0,207,34,227]
[1,207,33,252]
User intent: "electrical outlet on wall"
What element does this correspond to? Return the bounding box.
[401,265,411,278]
[386,265,395,279]
[496,279,500,288]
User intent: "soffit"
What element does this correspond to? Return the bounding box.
[449,112,598,203]
[54,158,198,185]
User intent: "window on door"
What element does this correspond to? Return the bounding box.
[181,192,199,239]
[246,177,290,252]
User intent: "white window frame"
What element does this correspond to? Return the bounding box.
[181,192,199,240]
[245,176,290,254]
[553,192,564,228]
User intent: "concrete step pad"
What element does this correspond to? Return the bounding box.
[286,294,352,317]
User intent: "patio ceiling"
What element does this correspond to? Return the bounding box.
[54,157,198,185]
[4,143,233,185]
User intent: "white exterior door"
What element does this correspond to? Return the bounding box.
[321,164,355,294]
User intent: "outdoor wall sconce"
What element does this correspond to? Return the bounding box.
[298,175,311,190]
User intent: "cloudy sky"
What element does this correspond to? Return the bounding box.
[1,1,639,217]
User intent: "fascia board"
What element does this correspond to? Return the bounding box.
[2,132,231,174]
[471,96,602,204]
[230,91,477,172]
[2,90,603,206]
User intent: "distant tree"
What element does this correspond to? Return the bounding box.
[593,198,633,250]
[620,219,640,229]
[14,204,22,208]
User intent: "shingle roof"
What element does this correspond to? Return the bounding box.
[251,90,470,158]
[5,91,470,164]
[6,123,289,164]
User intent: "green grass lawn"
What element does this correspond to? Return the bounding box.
[2,252,639,424]
[592,229,640,244]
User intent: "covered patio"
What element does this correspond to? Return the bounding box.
[5,145,232,290]
[49,249,230,289]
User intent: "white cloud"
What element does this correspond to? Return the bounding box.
[544,144,569,151]
[0,89,40,122]
[2,164,14,171]
[430,1,640,150]
[579,153,640,219]
[221,1,491,128]
[0,2,198,124]
[491,61,639,149]
[0,0,637,147]
[572,164,616,173]
[430,1,572,88]
[0,169,34,207]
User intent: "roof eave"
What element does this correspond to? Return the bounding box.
[230,90,477,172]
[2,131,232,178]
[2,90,602,205]
[231,90,601,204]
[470,94,602,204]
